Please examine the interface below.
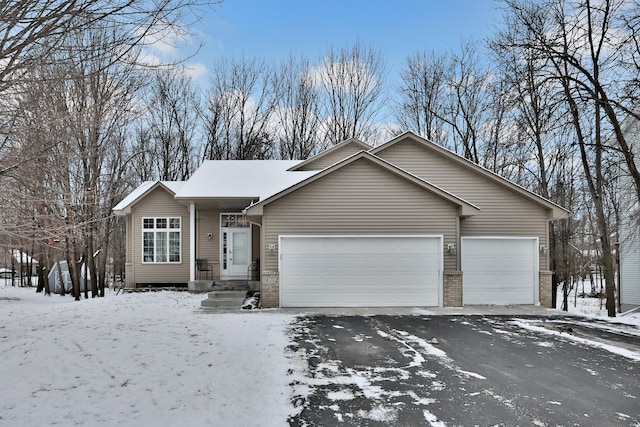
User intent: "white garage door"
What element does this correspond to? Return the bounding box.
[462,237,538,305]
[279,236,442,307]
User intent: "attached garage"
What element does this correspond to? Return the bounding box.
[279,235,442,307]
[462,237,539,305]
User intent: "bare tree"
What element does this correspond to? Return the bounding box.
[3,22,145,299]
[496,0,636,316]
[316,41,387,144]
[441,42,493,162]
[0,0,212,94]
[134,68,201,180]
[395,50,449,144]
[0,0,214,176]
[203,57,276,160]
[272,55,322,159]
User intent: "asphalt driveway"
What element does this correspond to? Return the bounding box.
[287,315,640,426]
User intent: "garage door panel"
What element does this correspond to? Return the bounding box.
[462,238,537,305]
[281,288,439,307]
[280,236,441,307]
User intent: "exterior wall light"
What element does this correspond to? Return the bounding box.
[539,245,548,254]
[447,243,457,255]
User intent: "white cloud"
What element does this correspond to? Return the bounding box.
[184,62,208,80]
[142,22,191,57]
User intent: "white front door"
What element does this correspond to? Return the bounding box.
[220,227,252,279]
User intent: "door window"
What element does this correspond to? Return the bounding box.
[232,231,248,266]
[221,214,250,228]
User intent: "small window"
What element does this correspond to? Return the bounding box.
[221,213,250,228]
[142,217,181,263]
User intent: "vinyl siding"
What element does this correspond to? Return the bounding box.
[124,215,133,286]
[252,225,260,263]
[376,140,550,270]
[130,187,190,284]
[618,117,640,309]
[619,144,640,307]
[196,209,219,274]
[125,215,133,263]
[296,144,367,170]
[263,158,459,272]
[620,219,640,308]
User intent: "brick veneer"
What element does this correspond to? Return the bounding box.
[260,270,279,308]
[444,270,463,307]
[539,270,553,308]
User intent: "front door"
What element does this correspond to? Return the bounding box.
[220,214,252,279]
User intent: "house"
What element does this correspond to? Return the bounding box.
[618,114,640,313]
[113,132,569,308]
[0,249,39,277]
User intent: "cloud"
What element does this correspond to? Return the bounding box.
[140,22,193,59]
[184,62,208,80]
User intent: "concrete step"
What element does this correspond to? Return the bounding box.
[188,280,215,292]
[201,290,247,308]
[207,290,246,299]
[213,280,259,291]
[201,298,244,308]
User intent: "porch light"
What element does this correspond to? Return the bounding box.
[539,245,548,254]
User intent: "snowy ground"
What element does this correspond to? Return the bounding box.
[1,281,638,426]
[0,284,298,426]
[556,281,640,324]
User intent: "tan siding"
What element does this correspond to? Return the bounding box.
[196,209,219,277]
[125,215,133,286]
[125,216,132,263]
[376,140,550,270]
[263,158,459,271]
[252,224,260,262]
[297,144,366,170]
[130,187,190,284]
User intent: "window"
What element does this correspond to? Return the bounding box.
[142,217,181,263]
[221,213,250,228]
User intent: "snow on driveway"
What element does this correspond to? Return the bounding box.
[0,285,297,426]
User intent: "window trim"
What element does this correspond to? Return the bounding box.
[141,217,182,264]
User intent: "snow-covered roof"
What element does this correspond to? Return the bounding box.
[173,160,318,202]
[113,181,184,213]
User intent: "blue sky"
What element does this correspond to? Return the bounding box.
[183,0,503,80]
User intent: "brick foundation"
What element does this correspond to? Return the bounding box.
[260,270,280,308]
[539,271,553,308]
[443,270,463,307]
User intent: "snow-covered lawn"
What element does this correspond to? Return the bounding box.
[0,285,297,426]
[1,282,638,426]
[555,282,640,325]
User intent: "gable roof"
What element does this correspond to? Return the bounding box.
[288,138,372,171]
[246,150,480,217]
[370,132,570,219]
[113,181,184,215]
[173,160,318,203]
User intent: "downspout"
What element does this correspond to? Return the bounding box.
[189,202,196,282]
